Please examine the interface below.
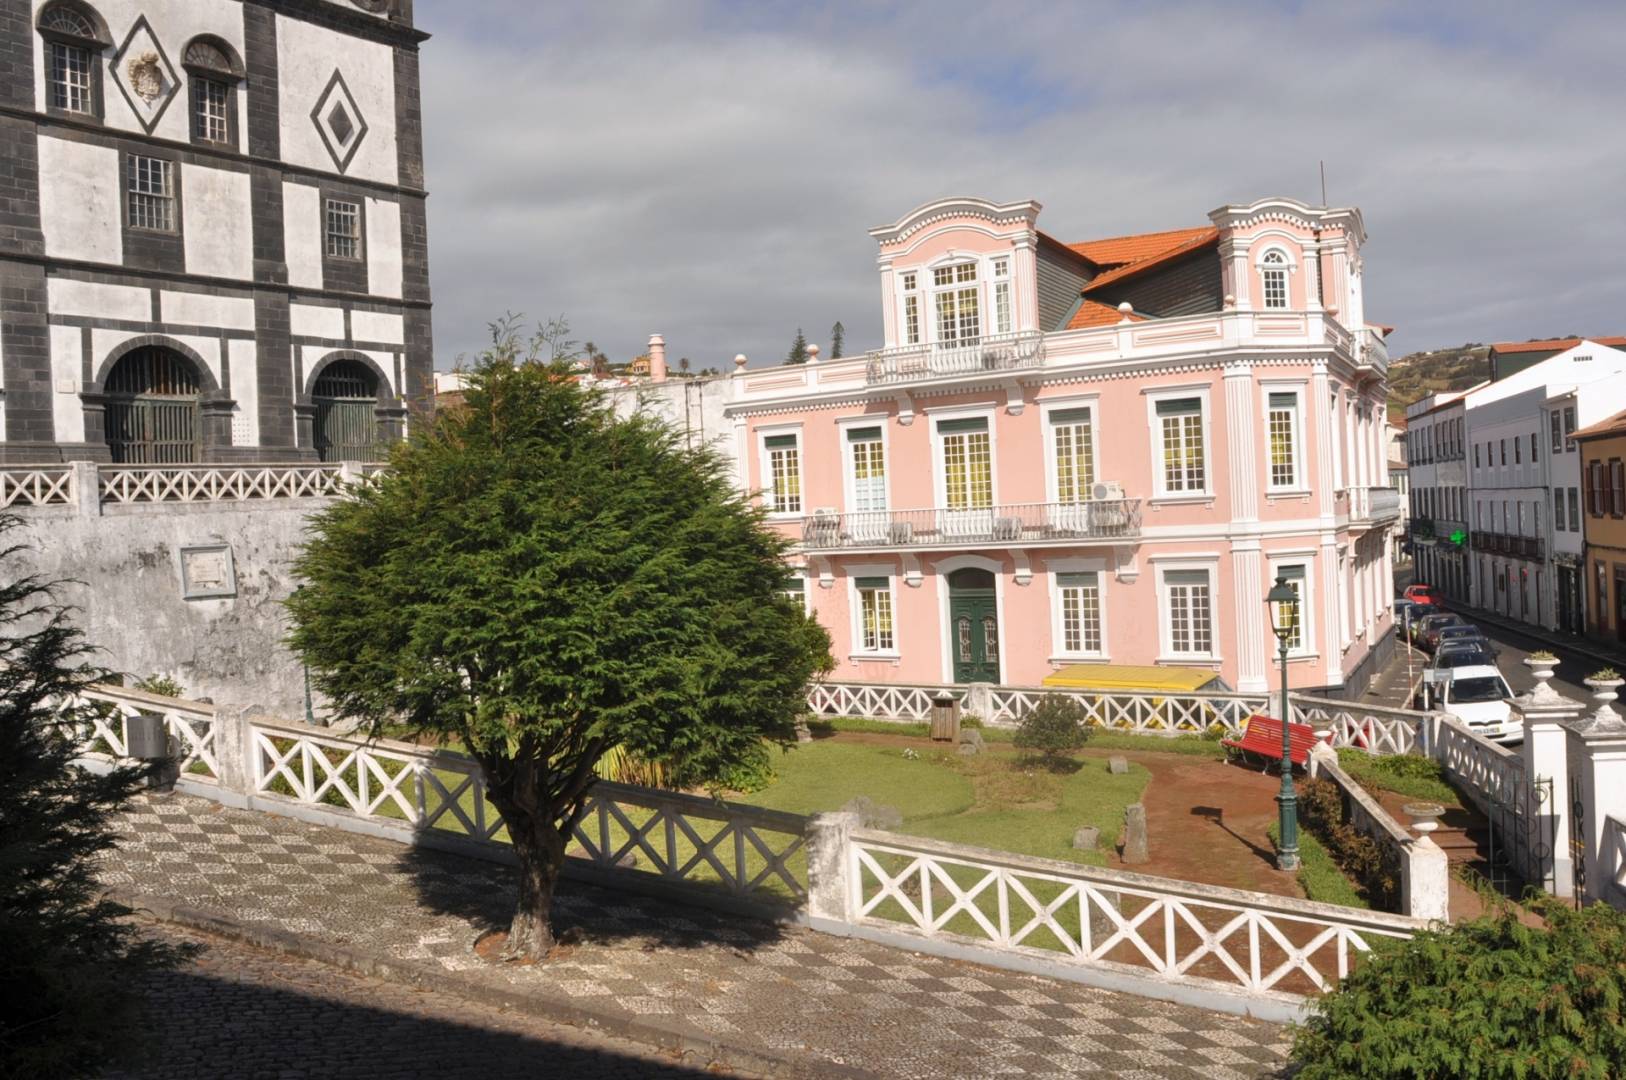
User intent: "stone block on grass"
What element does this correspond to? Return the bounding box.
[1071,825,1100,851]
[1107,755,1129,775]
[1122,803,1149,864]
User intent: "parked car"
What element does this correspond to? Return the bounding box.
[1404,584,1443,606]
[1418,612,1468,652]
[1394,600,1420,638]
[1435,624,1496,656]
[1423,665,1520,744]
[1431,641,1496,671]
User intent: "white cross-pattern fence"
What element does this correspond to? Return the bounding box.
[71,692,1427,1018]
[808,679,1427,751]
[70,684,219,783]
[836,829,1422,1015]
[100,464,353,504]
[0,467,74,508]
[1606,817,1626,905]
[1434,715,1524,815]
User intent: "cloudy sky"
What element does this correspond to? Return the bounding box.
[418,1,1626,370]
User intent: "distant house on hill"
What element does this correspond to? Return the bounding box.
[1488,336,1626,382]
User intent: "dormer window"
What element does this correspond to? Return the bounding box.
[1261,249,1288,309]
[38,2,110,120]
[932,262,980,345]
[901,270,920,345]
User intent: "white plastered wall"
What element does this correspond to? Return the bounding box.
[38,137,122,264]
[276,13,398,185]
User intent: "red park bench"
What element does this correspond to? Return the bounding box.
[1221,714,1320,771]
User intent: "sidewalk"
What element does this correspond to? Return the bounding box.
[99,792,1292,1080]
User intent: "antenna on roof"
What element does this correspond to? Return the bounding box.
[1319,160,1327,206]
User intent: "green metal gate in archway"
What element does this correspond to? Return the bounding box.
[312,360,382,462]
[104,347,202,463]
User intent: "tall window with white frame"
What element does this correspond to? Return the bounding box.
[939,417,992,510]
[325,198,361,259]
[991,257,1012,335]
[1261,250,1288,309]
[1267,391,1300,489]
[1051,407,1094,503]
[1156,398,1205,494]
[48,37,92,112]
[41,4,102,116]
[193,76,229,142]
[1274,564,1307,652]
[126,156,175,231]
[901,271,921,346]
[1164,569,1213,656]
[1056,571,1103,655]
[855,576,895,653]
[763,433,801,515]
[932,263,980,346]
[846,426,886,513]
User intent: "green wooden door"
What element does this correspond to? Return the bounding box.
[948,568,1000,683]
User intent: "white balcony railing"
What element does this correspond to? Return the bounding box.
[1348,486,1401,526]
[864,331,1044,386]
[799,499,1141,550]
[1358,328,1389,372]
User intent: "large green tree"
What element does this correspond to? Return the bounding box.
[0,516,188,1076]
[287,323,831,957]
[784,327,809,365]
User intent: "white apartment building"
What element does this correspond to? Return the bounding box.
[1404,391,1471,600]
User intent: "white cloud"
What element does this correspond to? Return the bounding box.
[418,1,1626,368]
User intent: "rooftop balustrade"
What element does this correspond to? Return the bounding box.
[798,498,1142,551]
[863,331,1044,386]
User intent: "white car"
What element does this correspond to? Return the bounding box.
[1423,664,1520,744]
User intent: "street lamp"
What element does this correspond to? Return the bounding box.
[296,585,315,727]
[1265,574,1301,872]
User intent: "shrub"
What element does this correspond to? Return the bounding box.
[1013,695,1090,765]
[133,673,185,699]
[1292,899,1626,1078]
[1336,748,1456,803]
[959,713,984,729]
[1296,777,1400,910]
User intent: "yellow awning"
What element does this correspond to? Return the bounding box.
[1041,664,1226,693]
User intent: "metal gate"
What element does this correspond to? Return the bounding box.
[312,361,380,462]
[1570,774,1587,903]
[1486,774,1555,896]
[104,348,201,463]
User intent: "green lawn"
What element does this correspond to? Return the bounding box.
[1335,748,1458,804]
[748,739,1151,868]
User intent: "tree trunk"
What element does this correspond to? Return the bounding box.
[491,798,570,961]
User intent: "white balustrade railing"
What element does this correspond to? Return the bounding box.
[100,463,353,504]
[0,467,74,508]
[1606,817,1626,902]
[247,719,809,906]
[72,684,219,781]
[808,680,1428,750]
[863,331,1044,386]
[1434,715,1524,816]
[845,830,1422,1007]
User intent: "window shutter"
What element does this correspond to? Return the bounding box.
[1057,571,1096,588]
[1155,398,1201,418]
[1164,569,1209,587]
[1268,392,1296,410]
[1048,408,1092,426]
[936,417,988,435]
[855,576,889,590]
[845,426,882,443]
[764,434,797,450]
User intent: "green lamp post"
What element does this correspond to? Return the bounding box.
[1266,574,1302,871]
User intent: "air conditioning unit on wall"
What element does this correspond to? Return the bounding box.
[1091,480,1125,501]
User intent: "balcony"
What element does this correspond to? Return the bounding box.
[798,499,1142,551]
[1356,328,1389,375]
[1347,486,1402,528]
[863,331,1044,387]
[1470,531,1545,561]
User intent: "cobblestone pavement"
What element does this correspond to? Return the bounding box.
[101,793,1293,1079]
[106,923,742,1079]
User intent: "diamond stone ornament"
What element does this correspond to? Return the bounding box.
[111,17,179,134]
[311,70,369,173]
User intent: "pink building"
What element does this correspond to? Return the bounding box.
[728,197,1399,694]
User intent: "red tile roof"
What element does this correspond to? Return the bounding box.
[1489,336,1626,355]
[1067,227,1215,267]
[1079,228,1220,294]
[1065,298,1145,331]
[1572,407,1626,441]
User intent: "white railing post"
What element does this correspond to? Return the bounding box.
[71,460,100,517]
[338,461,364,487]
[1515,663,1585,898]
[1568,682,1626,905]
[1400,834,1450,923]
[804,810,860,928]
[211,704,256,808]
[963,682,995,723]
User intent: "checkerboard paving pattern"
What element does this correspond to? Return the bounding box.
[102,794,1293,1079]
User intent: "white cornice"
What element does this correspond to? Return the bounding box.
[869,196,1042,246]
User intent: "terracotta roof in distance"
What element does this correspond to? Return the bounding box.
[1489,335,1626,354]
[1572,407,1626,441]
[1065,298,1146,331]
[1067,226,1213,267]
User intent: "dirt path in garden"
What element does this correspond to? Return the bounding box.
[821,731,1306,899]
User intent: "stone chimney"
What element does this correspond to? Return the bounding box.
[648,334,667,382]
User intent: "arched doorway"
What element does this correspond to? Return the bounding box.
[947,567,999,683]
[103,347,202,463]
[312,359,381,462]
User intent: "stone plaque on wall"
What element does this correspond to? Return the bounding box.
[178,542,237,600]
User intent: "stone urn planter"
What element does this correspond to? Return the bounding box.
[1578,673,1626,733]
[1401,802,1446,836]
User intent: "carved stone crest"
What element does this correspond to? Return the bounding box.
[128,50,164,102]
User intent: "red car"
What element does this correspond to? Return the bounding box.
[1405,584,1443,606]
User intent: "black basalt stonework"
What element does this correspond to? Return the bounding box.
[0,0,432,463]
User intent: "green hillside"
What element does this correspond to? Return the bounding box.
[1387,345,1488,421]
